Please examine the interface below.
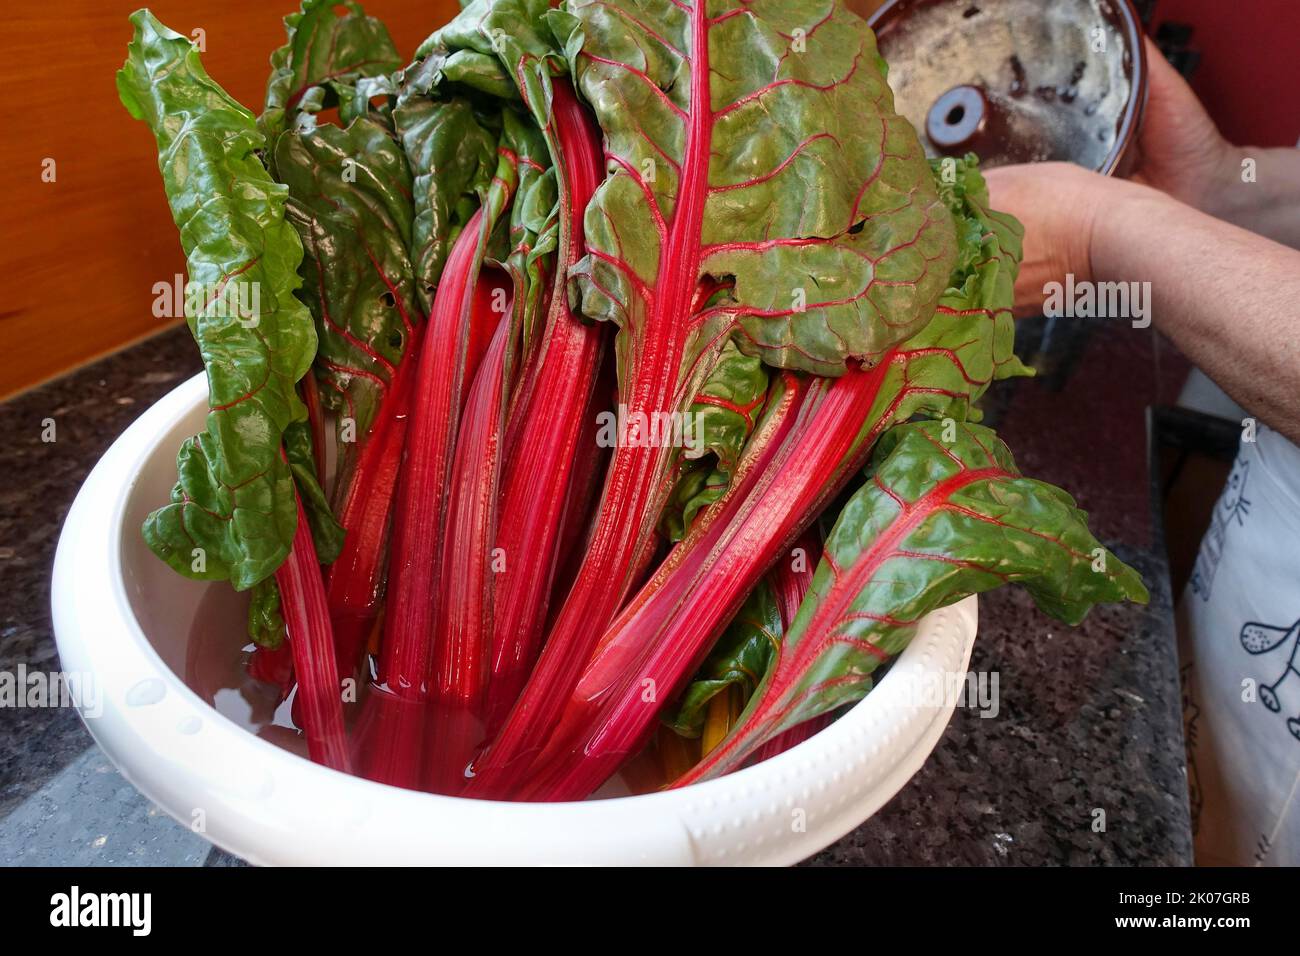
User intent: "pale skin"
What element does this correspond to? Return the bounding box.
[985,39,1300,444]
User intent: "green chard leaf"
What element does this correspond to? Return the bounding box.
[664,580,781,738]
[118,10,320,590]
[412,3,519,100]
[677,420,1149,783]
[929,153,1030,386]
[396,0,564,343]
[392,68,501,311]
[247,578,286,649]
[262,0,402,149]
[283,418,344,562]
[275,114,422,500]
[559,0,957,378]
[661,340,770,541]
[489,110,558,377]
[847,155,1030,442]
[665,156,1026,545]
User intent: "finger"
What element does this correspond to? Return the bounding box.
[1141,35,1209,125]
[1142,36,1177,100]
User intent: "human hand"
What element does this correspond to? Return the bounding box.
[984,162,1154,317]
[984,162,1172,317]
[1128,37,1236,211]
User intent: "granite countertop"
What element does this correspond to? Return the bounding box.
[0,321,1194,866]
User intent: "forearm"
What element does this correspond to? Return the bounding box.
[1201,146,1300,249]
[1092,191,1300,443]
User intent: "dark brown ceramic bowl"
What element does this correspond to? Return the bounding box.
[869,0,1148,175]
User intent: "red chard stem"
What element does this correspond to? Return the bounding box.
[470,5,722,794]
[326,342,419,682]
[428,304,512,793]
[360,210,491,788]
[485,82,606,732]
[276,494,351,772]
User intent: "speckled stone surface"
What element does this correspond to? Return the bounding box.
[0,321,1194,866]
[1,330,201,816]
[0,748,210,866]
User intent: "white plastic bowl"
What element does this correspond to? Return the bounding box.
[52,372,977,866]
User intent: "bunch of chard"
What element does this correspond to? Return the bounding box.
[120,0,1147,799]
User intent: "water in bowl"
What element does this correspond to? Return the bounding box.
[185,585,668,798]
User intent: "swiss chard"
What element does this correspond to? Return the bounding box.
[119,10,350,765]
[261,0,402,150]
[673,420,1149,785]
[428,295,513,792]
[119,11,321,591]
[327,0,561,785]
[122,0,1152,806]
[508,156,1031,800]
[263,7,432,681]
[474,0,957,791]
[275,116,421,504]
[323,352,417,680]
[276,494,352,770]
[359,209,506,788]
[276,115,426,677]
[485,79,608,733]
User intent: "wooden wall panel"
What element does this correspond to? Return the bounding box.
[0,1,461,398]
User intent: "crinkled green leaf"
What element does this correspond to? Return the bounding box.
[398,0,571,353]
[681,420,1149,781]
[141,430,299,589]
[849,156,1030,440]
[119,10,317,590]
[560,0,957,377]
[411,0,522,101]
[429,0,571,121]
[660,464,716,544]
[392,84,499,311]
[664,580,780,737]
[661,339,769,541]
[683,340,769,475]
[275,115,421,497]
[411,0,560,104]
[664,158,1025,544]
[503,181,559,366]
[452,0,591,363]
[261,0,402,148]
[931,153,1029,380]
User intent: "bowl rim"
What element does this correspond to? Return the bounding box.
[52,371,977,865]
